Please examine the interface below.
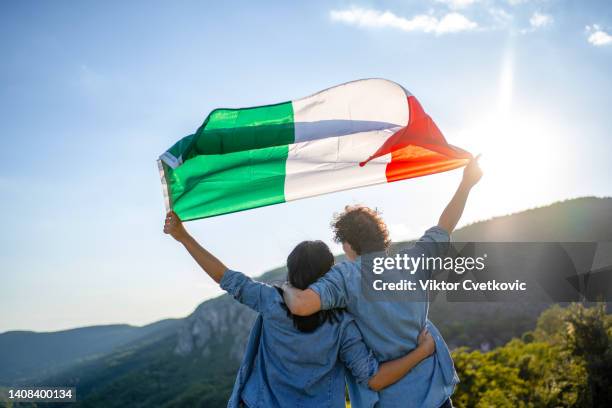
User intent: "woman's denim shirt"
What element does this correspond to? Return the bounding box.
[221,269,380,408]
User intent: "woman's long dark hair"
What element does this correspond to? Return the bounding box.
[281,240,339,333]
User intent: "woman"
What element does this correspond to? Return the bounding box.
[164,211,434,408]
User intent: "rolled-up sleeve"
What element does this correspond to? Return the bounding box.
[220,269,276,315]
[426,319,459,386]
[339,321,379,386]
[414,226,450,258]
[309,265,348,310]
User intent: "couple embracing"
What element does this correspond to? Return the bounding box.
[164,158,482,408]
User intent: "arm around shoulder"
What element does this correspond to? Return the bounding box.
[283,263,349,315]
[282,284,321,316]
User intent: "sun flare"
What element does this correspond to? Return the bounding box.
[451,46,566,211]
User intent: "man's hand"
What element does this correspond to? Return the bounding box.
[460,155,483,189]
[417,328,436,357]
[437,155,483,233]
[164,211,189,243]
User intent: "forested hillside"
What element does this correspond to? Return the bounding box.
[1,197,610,407]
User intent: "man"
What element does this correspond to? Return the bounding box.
[282,157,483,408]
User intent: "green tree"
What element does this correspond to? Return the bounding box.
[561,303,612,407]
[452,303,612,408]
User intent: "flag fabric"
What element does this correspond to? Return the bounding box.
[158,78,471,221]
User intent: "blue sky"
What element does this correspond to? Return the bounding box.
[1,0,611,332]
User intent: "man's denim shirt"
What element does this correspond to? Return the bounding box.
[310,226,459,408]
[221,269,379,408]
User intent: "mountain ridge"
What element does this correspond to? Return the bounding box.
[1,196,611,407]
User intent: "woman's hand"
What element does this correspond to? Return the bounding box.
[417,328,436,357]
[163,211,227,282]
[164,211,189,243]
[366,326,438,391]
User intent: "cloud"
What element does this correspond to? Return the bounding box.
[329,7,478,35]
[529,12,552,29]
[586,25,612,46]
[434,0,478,9]
[488,7,513,27]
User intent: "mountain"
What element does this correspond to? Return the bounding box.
[0,319,181,385]
[1,196,610,407]
[452,196,612,242]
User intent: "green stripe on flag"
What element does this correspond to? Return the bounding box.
[160,101,296,220]
[166,144,289,220]
[193,101,295,155]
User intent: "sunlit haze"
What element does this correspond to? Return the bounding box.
[1,0,610,332]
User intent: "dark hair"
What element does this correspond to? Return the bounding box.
[331,205,391,255]
[283,240,338,332]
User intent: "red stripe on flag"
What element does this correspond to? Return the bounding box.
[385,145,469,182]
[358,95,471,181]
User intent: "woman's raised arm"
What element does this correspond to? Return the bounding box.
[164,211,227,283]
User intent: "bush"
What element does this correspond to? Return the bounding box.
[452,303,610,408]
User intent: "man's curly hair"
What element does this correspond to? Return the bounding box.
[331,205,391,255]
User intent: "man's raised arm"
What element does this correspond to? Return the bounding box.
[281,284,322,316]
[437,156,482,234]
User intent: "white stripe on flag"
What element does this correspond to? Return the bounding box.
[284,128,397,201]
[292,78,409,143]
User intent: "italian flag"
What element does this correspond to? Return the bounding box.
[159,79,471,221]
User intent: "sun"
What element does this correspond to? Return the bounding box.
[450,46,567,213]
[464,113,558,176]
[454,110,565,215]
